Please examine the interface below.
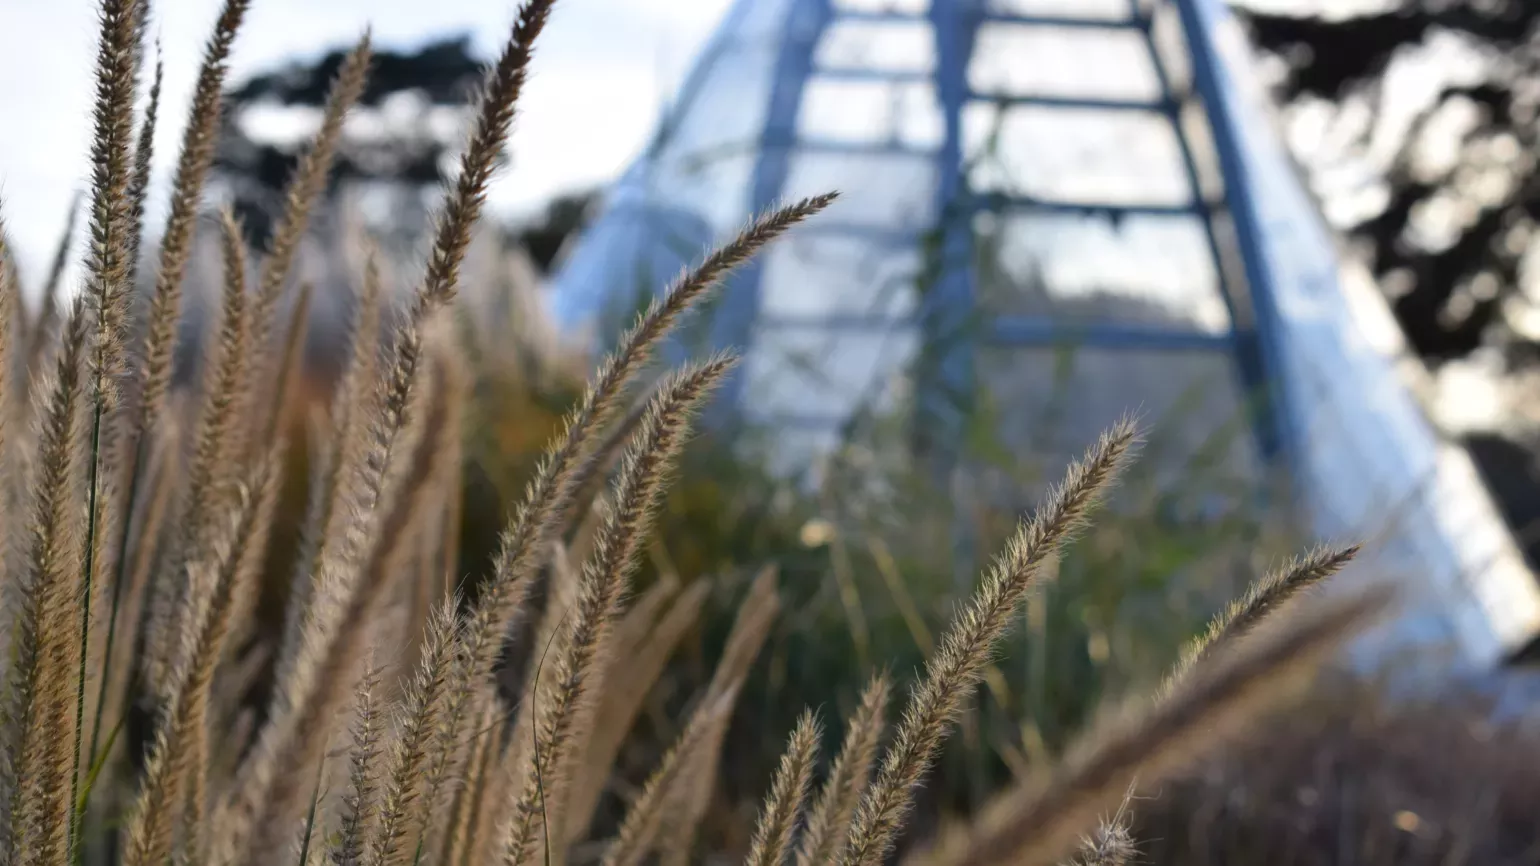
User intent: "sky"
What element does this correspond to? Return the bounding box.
[0,0,734,286]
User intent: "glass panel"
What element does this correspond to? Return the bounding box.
[974,211,1230,331]
[745,326,919,419]
[637,152,758,238]
[759,234,922,319]
[745,423,847,479]
[1146,0,1195,94]
[651,1,793,159]
[815,19,935,74]
[969,24,1159,102]
[833,0,928,12]
[975,345,1260,489]
[799,79,943,148]
[783,151,939,232]
[985,0,1131,21]
[962,103,1194,206]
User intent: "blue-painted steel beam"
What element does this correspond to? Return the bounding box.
[708,0,835,411]
[968,91,1173,112]
[977,191,1201,218]
[1172,0,1299,474]
[1133,0,1279,466]
[912,0,983,464]
[809,68,931,84]
[755,314,1235,354]
[987,317,1235,351]
[776,136,936,159]
[836,9,1143,30]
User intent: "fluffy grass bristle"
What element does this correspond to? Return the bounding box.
[840,420,1139,866]
[746,709,823,866]
[1173,544,1361,682]
[499,355,736,863]
[122,454,280,866]
[137,0,251,429]
[916,585,1395,866]
[601,685,743,866]
[798,673,891,866]
[247,32,372,394]
[6,299,90,864]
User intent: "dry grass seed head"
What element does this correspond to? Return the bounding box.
[1062,817,1136,866]
[797,673,892,866]
[839,420,1139,866]
[333,656,384,866]
[564,579,710,844]
[6,299,90,863]
[83,0,146,414]
[437,692,502,866]
[0,218,17,453]
[920,584,1396,866]
[247,31,372,385]
[138,0,251,428]
[459,193,836,708]
[364,598,461,866]
[279,248,385,692]
[1173,544,1361,684]
[415,0,555,316]
[122,455,280,866]
[417,197,830,855]
[600,685,744,866]
[745,709,823,866]
[221,333,460,863]
[500,355,737,864]
[146,207,255,697]
[25,194,82,379]
[125,51,163,277]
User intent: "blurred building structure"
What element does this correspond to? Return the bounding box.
[547,0,1540,667]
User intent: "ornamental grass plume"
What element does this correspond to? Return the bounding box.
[0,2,1399,865]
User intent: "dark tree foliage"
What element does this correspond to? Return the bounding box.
[1241,1,1540,611]
[1242,1,1540,364]
[215,35,595,270]
[229,36,488,107]
[215,37,485,249]
[513,191,595,273]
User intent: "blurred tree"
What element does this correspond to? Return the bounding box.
[215,36,482,249]
[215,35,596,269]
[1239,0,1540,365]
[1239,1,1540,590]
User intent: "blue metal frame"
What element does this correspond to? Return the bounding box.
[704,0,1293,472]
[912,0,983,460]
[1172,0,1299,475]
[560,0,1298,488]
[542,0,1540,666]
[754,313,1231,351]
[708,0,834,413]
[1133,0,1279,466]
[642,0,756,162]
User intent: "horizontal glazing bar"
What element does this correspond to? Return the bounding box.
[988,316,1236,351]
[810,66,930,84]
[833,10,1145,30]
[976,191,1202,218]
[967,91,1171,112]
[774,136,937,158]
[752,316,1237,354]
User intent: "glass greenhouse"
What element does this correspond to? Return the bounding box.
[546,0,1540,667]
